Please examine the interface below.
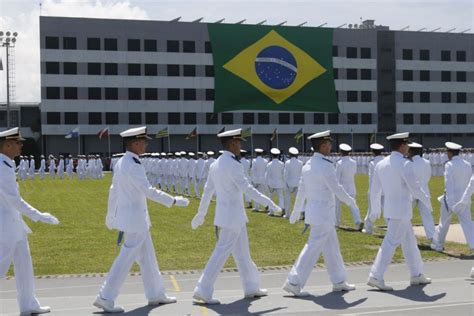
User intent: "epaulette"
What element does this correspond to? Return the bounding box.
[132,157,141,165]
[322,158,333,164]
[3,160,12,168]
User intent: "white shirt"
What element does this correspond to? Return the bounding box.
[265,158,285,189]
[284,157,303,188]
[336,156,357,196]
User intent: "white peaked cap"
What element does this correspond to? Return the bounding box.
[270,148,280,155]
[288,147,299,155]
[370,143,384,150]
[408,142,423,148]
[217,128,245,140]
[254,148,264,153]
[307,130,331,140]
[386,132,409,141]
[120,126,151,139]
[445,142,462,150]
[0,127,25,141]
[339,143,352,152]
[207,151,215,156]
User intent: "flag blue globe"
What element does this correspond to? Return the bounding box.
[255,45,298,90]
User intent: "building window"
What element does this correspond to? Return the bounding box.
[105,88,118,100]
[64,87,77,100]
[88,88,102,100]
[205,65,214,77]
[243,113,254,124]
[89,112,102,124]
[457,92,467,103]
[346,69,357,80]
[167,89,180,100]
[206,113,217,124]
[279,113,290,124]
[87,38,101,50]
[332,45,338,57]
[347,113,358,124]
[168,112,181,124]
[346,47,357,58]
[327,113,338,124]
[184,89,196,100]
[441,71,451,82]
[183,41,196,53]
[314,113,325,124]
[64,112,78,125]
[184,113,197,124]
[420,114,430,124]
[105,112,119,125]
[456,50,466,61]
[144,64,158,76]
[293,113,305,124]
[403,91,413,102]
[63,62,77,74]
[205,89,214,101]
[205,41,212,53]
[441,50,451,61]
[441,92,451,103]
[46,112,60,124]
[402,70,413,81]
[145,88,158,100]
[128,39,140,51]
[441,114,451,125]
[128,88,141,100]
[420,92,430,103]
[456,71,466,82]
[129,112,142,124]
[457,114,467,124]
[183,65,196,77]
[402,49,413,60]
[333,69,338,79]
[258,113,269,124]
[128,63,141,76]
[104,63,118,75]
[46,87,60,99]
[347,91,358,102]
[63,37,76,50]
[167,40,180,52]
[419,49,430,60]
[88,63,101,75]
[145,112,158,124]
[167,64,180,76]
[361,113,372,124]
[361,91,372,102]
[45,62,60,74]
[144,39,157,52]
[104,38,117,51]
[360,69,371,80]
[403,114,414,125]
[360,47,371,59]
[222,113,233,124]
[45,36,59,49]
[420,70,430,81]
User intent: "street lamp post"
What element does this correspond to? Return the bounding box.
[0,31,18,128]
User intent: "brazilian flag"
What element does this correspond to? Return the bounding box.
[209,24,338,113]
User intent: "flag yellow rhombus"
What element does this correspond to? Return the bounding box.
[223,30,327,104]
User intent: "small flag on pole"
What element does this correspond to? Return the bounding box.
[155,127,169,139]
[65,127,80,139]
[294,128,303,143]
[186,127,198,140]
[97,127,109,139]
[218,126,226,134]
[270,128,278,142]
[241,127,252,138]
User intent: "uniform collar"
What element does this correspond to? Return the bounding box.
[0,153,14,165]
[312,152,325,159]
[391,151,404,158]
[222,150,237,159]
[125,151,139,160]
[451,156,461,161]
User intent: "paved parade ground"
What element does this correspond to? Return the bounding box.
[1,259,473,315]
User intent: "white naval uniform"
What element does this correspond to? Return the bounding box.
[193,151,278,298]
[432,156,474,250]
[411,155,435,240]
[369,152,432,281]
[240,157,251,204]
[28,159,35,179]
[283,157,303,216]
[0,153,51,313]
[265,158,285,213]
[57,159,65,179]
[335,156,361,226]
[39,158,46,180]
[100,151,176,302]
[48,159,56,179]
[287,153,358,288]
[364,155,384,233]
[194,158,205,197]
[251,156,269,210]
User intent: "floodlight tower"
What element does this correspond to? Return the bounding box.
[0,30,18,128]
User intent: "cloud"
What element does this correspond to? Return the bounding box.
[0,0,149,103]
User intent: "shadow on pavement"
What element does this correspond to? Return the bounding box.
[92,305,160,315]
[196,297,287,315]
[287,291,368,310]
[383,284,446,302]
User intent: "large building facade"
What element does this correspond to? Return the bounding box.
[39,16,474,156]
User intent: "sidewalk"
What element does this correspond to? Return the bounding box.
[413,223,466,243]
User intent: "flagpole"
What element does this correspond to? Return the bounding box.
[167,126,171,153]
[276,131,279,149]
[77,134,80,156]
[250,126,254,156]
[196,126,199,153]
[107,128,111,159]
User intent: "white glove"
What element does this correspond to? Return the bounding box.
[191,213,205,230]
[289,211,301,224]
[39,212,59,225]
[174,196,190,207]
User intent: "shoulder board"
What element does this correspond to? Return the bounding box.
[322,158,333,164]
[132,157,141,165]
[3,160,12,168]
[232,156,241,163]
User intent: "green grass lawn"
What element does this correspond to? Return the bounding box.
[15,174,472,276]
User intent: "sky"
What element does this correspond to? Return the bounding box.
[0,0,473,103]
